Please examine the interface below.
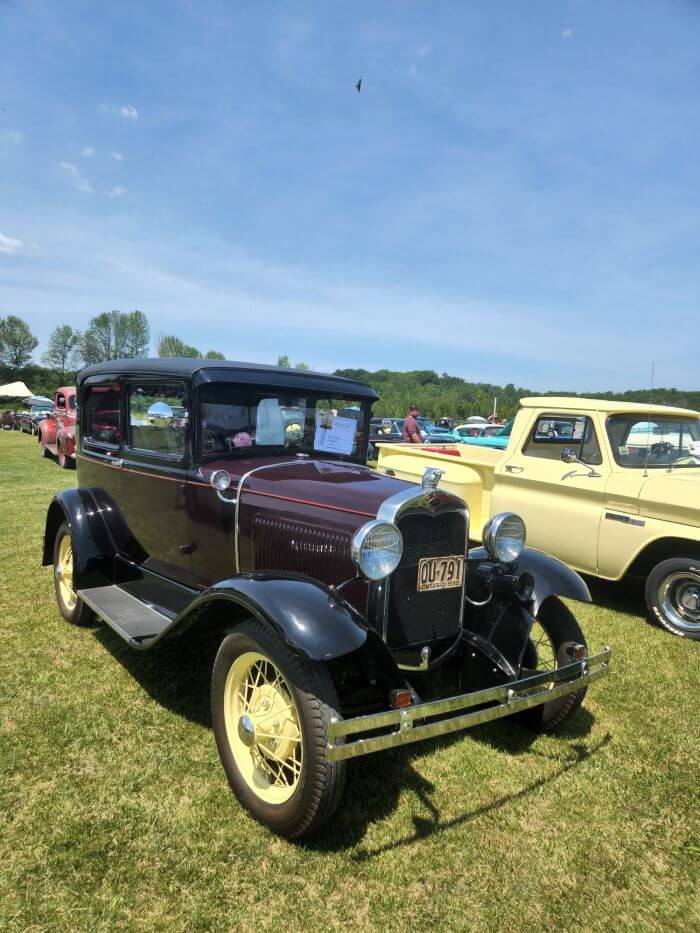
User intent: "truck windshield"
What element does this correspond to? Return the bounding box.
[199,384,369,462]
[607,415,700,468]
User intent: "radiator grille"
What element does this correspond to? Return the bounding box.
[252,515,353,585]
[386,511,466,649]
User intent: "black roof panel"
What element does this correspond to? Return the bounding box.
[77,358,379,400]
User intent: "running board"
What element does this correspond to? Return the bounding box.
[77,585,172,648]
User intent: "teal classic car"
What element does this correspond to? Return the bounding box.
[452,420,513,449]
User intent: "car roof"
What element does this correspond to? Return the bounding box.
[78,358,379,400]
[520,396,700,418]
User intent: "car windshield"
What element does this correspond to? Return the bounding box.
[199,384,369,462]
[607,415,700,468]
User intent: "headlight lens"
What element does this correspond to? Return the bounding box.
[483,512,526,563]
[352,521,404,581]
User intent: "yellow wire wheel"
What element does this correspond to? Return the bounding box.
[223,651,303,804]
[55,531,77,613]
[212,618,346,837]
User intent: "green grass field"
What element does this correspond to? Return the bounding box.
[0,430,697,931]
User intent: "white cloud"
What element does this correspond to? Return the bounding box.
[119,105,138,119]
[82,146,95,157]
[105,186,127,199]
[561,28,573,39]
[60,161,93,193]
[0,232,27,255]
[113,152,124,161]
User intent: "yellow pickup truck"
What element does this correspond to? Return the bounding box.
[377,397,700,639]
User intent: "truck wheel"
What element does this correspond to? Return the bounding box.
[516,597,588,732]
[40,438,51,458]
[52,523,95,626]
[57,446,72,469]
[646,558,700,639]
[211,618,346,838]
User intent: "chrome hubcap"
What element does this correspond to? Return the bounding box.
[658,571,700,633]
[238,714,256,747]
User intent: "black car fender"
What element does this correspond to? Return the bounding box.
[167,573,381,663]
[42,487,116,589]
[468,545,592,615]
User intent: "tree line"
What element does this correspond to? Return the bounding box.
[1,312,698,417]
[0,311,226,396]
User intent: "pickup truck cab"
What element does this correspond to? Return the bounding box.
[42,361,610,838]
[377,397,700,639]
[37,387,77,468]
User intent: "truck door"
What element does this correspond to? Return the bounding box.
[491,412,608,574]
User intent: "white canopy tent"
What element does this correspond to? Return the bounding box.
[0,381,33,399]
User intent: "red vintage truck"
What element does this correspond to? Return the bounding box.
[37,387,77,469]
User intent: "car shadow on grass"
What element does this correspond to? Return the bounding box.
[92,626,604,853]
[584,575,648,620]
[303,711,605,857]
[93,626,219,727]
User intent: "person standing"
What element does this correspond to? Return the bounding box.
[403,405,422,443]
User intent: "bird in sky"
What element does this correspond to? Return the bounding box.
[355,78,362,93]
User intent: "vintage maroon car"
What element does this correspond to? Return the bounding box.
[42,359,611,838]
[37,387,77,468]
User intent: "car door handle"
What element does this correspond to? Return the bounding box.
[505,465,524,473]
[107,458,123,468]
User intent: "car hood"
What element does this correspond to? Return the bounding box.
[199,456,419,520]
[638,470,700,529]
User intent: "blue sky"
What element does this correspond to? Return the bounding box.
[1,0,698,391]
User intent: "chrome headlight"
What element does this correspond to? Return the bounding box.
[352,521,404,581]
[483,512,526,563]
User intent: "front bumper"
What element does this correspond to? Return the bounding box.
[327,646,612,762]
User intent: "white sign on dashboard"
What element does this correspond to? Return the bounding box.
[314,413,356,455]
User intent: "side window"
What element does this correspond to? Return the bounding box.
[83,384,122,448]
[128,384,187,458]
[55,393,66,411]
[523,414,602,464]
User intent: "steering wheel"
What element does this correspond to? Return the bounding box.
[649,441,674,458]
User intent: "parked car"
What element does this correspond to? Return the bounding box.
[452,419,491,438]
[1,410,15,430]
[37,387,77,468]
[18,404,54,434]
[42,361,611,837]
[455,420,514,450]
[377,396,700,639]
[367,417,404,462]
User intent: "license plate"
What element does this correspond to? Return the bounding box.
[417,555,465,592]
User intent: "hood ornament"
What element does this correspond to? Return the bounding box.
[422,467,444,491]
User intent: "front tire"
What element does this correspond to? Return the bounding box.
[517,597,588,732]
[52,523,95,626]
[646,558,700,639]
[58,446,72,469]
[211,618,346,838]
[40,437,51,458]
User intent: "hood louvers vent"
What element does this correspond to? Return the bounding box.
[252,515,354,585]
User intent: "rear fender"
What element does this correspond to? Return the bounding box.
[38,418,57,444]
[42,488,116,589]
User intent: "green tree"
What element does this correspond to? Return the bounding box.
[276,354,291,368]
[42,324,81,379]
[157,333,201,358]
[204,350,225,360]
[80,309,150,364]
[295,361,310,370]
[0,315,38,370]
